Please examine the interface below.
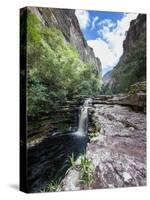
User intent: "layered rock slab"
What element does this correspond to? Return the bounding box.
[59,104,146,191]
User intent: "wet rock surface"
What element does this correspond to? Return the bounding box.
[27,133,88,192]
[59,99,146,191]
[27,98,89,192]
[27,94,146,192]
[27,99,82,147]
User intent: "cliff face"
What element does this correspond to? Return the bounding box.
[28,7,101,76]
[102,70,113,86]
[103,14,146,93]
[120,14,146,64]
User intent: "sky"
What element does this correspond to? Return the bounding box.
[75,10,138,76]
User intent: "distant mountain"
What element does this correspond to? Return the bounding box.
[102,70,113,86]
[103,14,146,94]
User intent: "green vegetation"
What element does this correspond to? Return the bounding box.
[111,37,146,94]
[69,154,94,187]
[129,81,146,94]
[80,156,93,187]
[88,132,99,139]
[88,120,101,140]
[100,84,113,95]
[41,180,60,192]
[40,153,77,193]
[68,153,76,168]
[39,154,94,192]
[25,11,101,117]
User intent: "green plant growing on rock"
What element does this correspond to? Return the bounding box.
[88,132,98,139]
[41,180,60,192]
[80,156,93,187]
[129,81,146,94]
[88,122,101,140]
[62,153,77,178]
[68,153,76,168]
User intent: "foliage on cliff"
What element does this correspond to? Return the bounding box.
[102,14,146,94]
[111,37,146,93]
[25,11,101,116]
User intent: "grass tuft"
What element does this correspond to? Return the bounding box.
[80,155,93,187]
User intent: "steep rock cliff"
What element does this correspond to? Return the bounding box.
[103,14,146,93]
[120,14,146,64]
[102,70,113,86]
[28,7,101,76]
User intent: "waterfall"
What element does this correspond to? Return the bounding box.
[75,98,91,136]
[28,98,91,192]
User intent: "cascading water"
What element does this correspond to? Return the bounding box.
[75,98,91,136]
[28,98,91,192]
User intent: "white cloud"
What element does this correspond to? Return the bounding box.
[98,19,116,29]
[88,38,120,75]
[75,10,90,30]
[99,13,138,55]
[91,16,99,30]
[88,13,138,75]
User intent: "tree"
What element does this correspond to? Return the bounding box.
[26,11,101,117]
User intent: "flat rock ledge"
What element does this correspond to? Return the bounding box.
[58,103,146,191]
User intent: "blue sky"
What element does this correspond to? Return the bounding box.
[75,10,138,76]
[82,11,124,40]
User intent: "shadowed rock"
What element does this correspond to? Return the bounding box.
[27,99,90,192]
[27,133,88,192]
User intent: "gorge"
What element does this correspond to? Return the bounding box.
[20,7,146,193]
[102,14,146,94]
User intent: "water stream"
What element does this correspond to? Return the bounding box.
[27,98,91,192]
[76,98,91,135]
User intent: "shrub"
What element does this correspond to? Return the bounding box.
[26,11,101,117]
[80,156,93,187]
